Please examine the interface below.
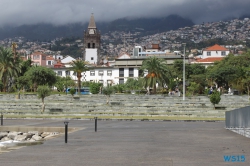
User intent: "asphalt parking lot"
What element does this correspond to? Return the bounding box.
[0,119,249,166]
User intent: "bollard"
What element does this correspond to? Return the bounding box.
[1,113,3,126]
[64,121,69,143]
[95,117,97,132]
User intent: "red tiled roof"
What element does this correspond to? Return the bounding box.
[195,57,224,63]
[204,44,229,51]
[46,56,54,60]
[54,63,65,68]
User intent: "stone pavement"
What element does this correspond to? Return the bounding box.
[0,119,250,166]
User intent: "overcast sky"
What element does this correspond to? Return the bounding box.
[1,0,250,27]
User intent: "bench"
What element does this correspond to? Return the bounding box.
[73,96,80,100]
[110,102,122,106]
[215,106,226,110]
[49,108,63,113]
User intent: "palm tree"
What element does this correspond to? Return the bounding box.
[0,47,22,92]
[140,56,170,94]
[70,60,89,95]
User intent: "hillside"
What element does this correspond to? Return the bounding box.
[0,15,194,40]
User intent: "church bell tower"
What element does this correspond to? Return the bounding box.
[83,13,101,64]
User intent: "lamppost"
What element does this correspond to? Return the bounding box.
[66,75,68,95]
[64,121,69,143]
[182,43,186,101]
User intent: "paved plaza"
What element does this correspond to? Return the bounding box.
[0,119,250,166]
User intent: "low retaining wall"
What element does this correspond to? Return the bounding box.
[0,126,80,133]
[225,106,250,128]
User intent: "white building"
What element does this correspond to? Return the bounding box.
[202,44,230,58]
[191,44,230,68]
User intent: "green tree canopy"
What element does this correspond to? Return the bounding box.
[24,66,57,91]
[0,46,22,92]
[37,85,51,113]
[140,56,171,94]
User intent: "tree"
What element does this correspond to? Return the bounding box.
[210,91,221,109]
[140,57,170,94]
[70,60,89,95]
[90,82,102,94]
[187,82,200,96]
[69,88,76,99]
[54,76,65,94]
[37,85,51,113]
[207,52,250,91]
[24,66,57,91]
[20,58,32,76]
[124,78,140,92]
[102,86,114,104]
[16,75,31,92]
[0,47,22,92]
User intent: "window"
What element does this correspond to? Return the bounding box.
[221,51,226,56]
[88,43,90,48]
[48,61,51,65]
[107,70,112,76]
[91,57,94,60]
[92,43,95,48]
[99,80,103,84]
[129,68,134,77]
[65,71,70,76]
[57,71,62,76]
[98,70,103,76]
[119,79,124,84]
[33,55,40,60]
[119,68,124,77]
[90,71,95,76]
[42,55,46,60]
[207,52,211,56]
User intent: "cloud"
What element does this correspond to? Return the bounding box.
[0,0,250,27]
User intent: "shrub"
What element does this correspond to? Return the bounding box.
[90,82,102,94]
[69,88,76,96]
[210,91,221,109]
[102,86,114,104]
[37,85,51,113]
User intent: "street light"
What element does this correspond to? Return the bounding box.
[182,43,186,101]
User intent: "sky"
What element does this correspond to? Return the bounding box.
[1,0,250,27]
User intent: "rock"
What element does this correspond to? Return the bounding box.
[1,136,12,141]
[0,132,8,139]
[7,132,21,140]
[41,132,51,138]
[22,133,34,139]
[28,131,42,136]
[32,135,43,141]
[14,135,28,141]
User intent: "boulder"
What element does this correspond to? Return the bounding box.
[7,132,21,140]
[0,132,8,139]
[1,136,12,141]
[32,135,43,141]
[41,132,51,138]
[22,133,34,139]
[14,135,28,141]
[28,131,42,136]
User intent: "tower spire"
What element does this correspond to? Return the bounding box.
[88,13,96,29]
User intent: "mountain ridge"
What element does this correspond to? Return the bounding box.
[0,15,194,40]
